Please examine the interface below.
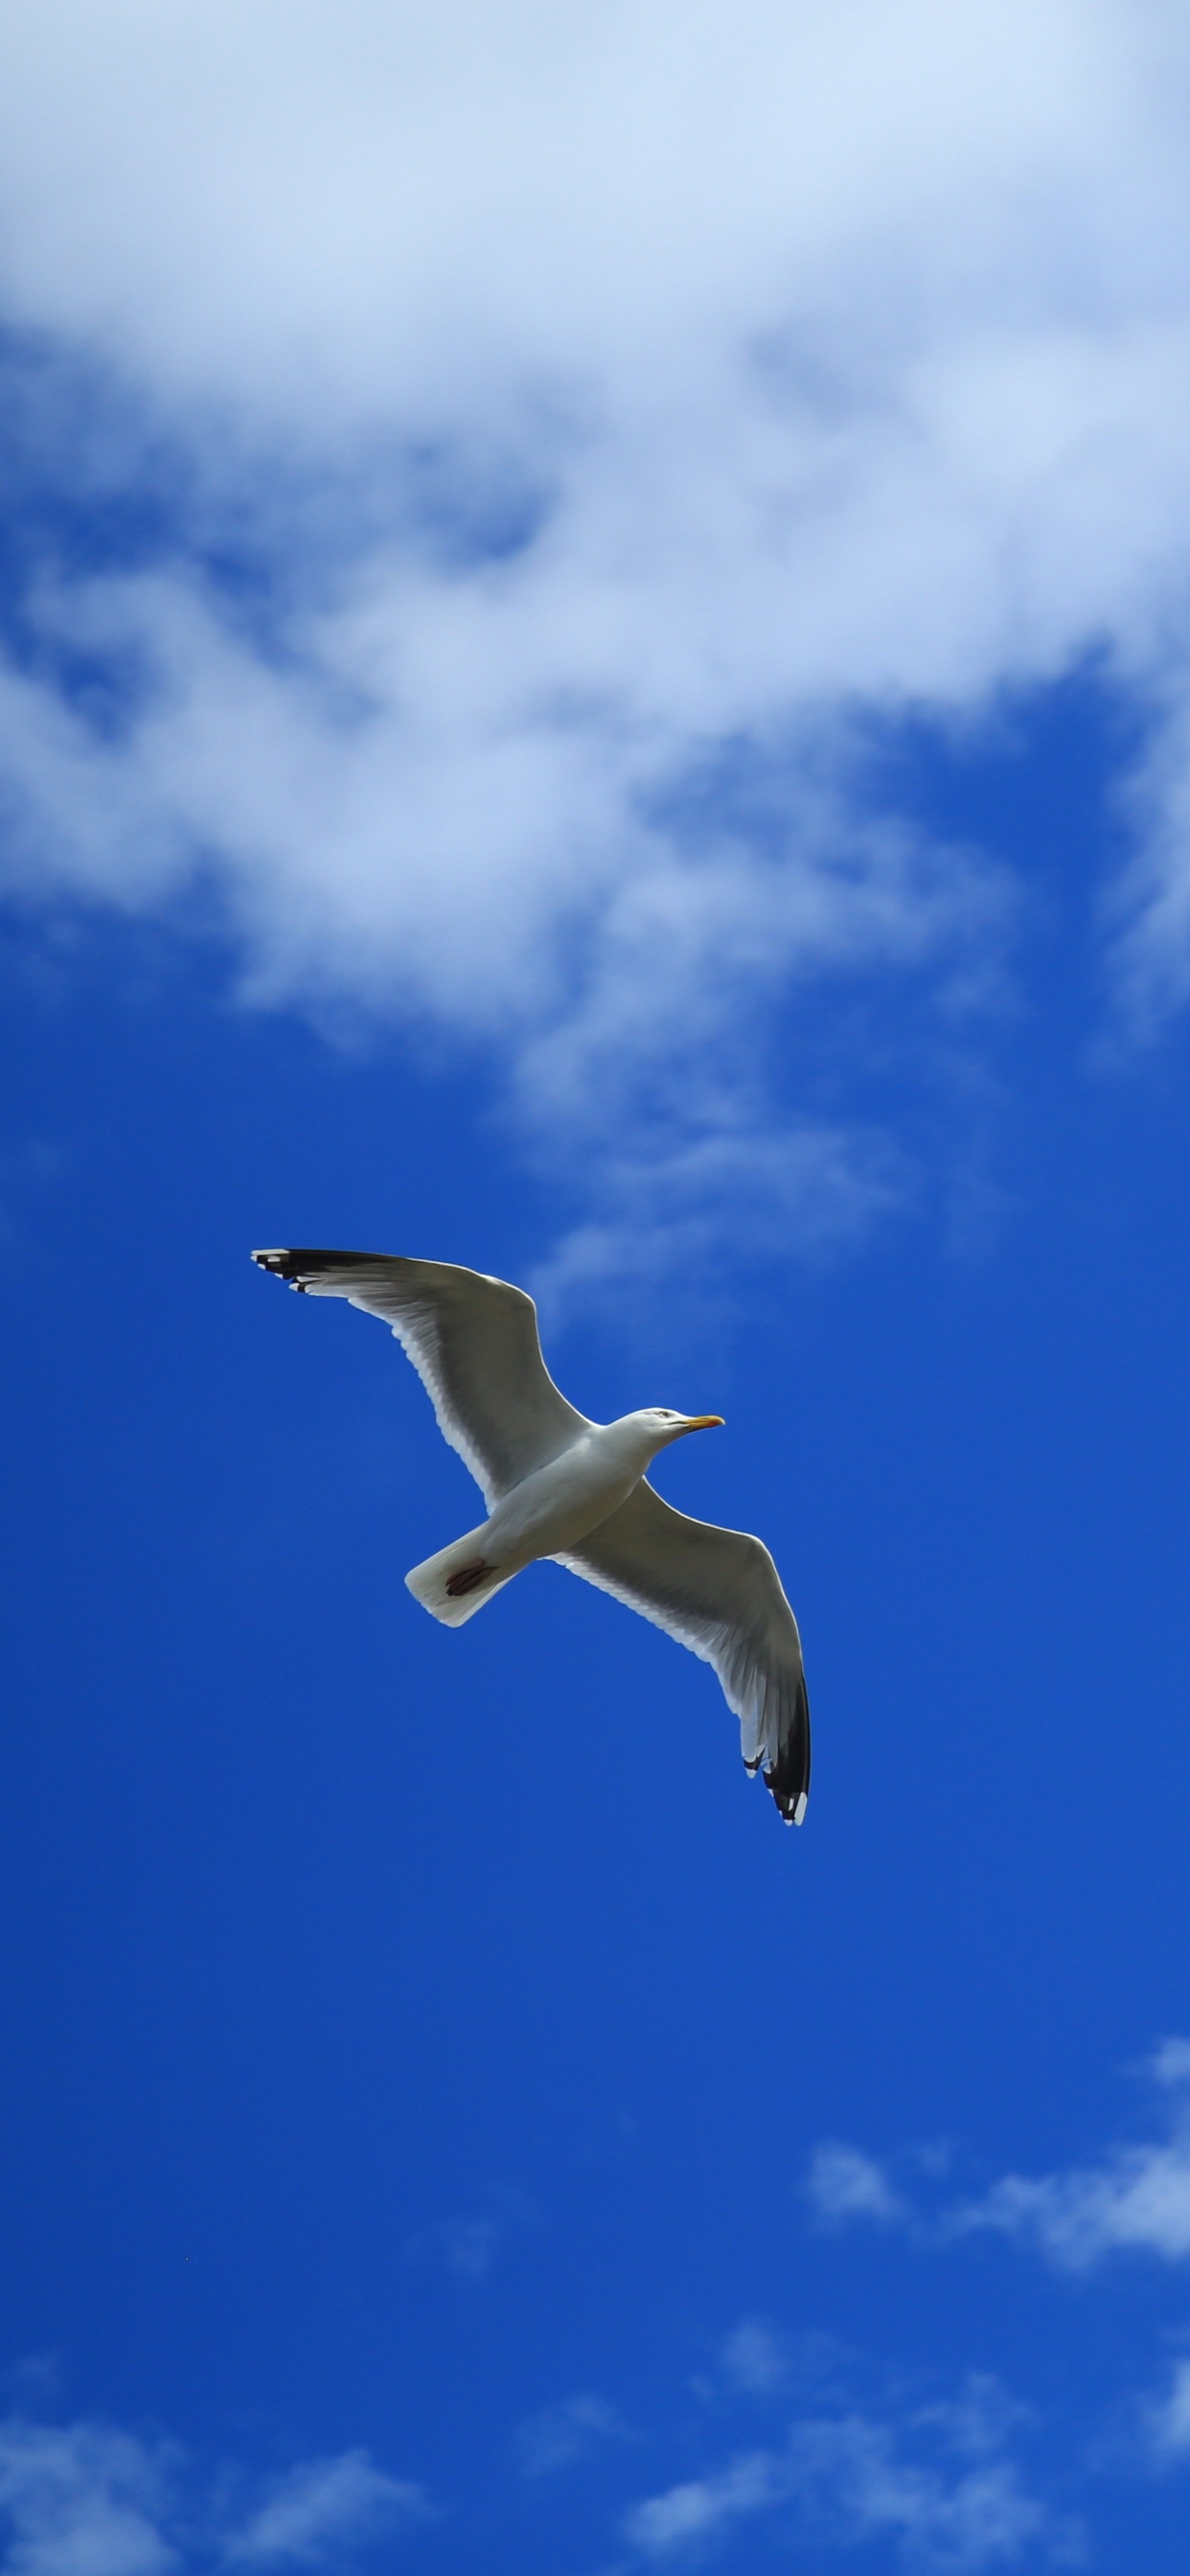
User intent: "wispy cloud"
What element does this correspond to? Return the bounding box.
[806,2140,909,2230]
[623,2376,1075,2568]
[224,2453,429,2564]
[626,2448,783,2555]
[5,4,1190,1267]
[0,2418,179,2576]
[514,2395,627,2481]
[529,1116,910,1324]
[1144,2357,1190,2460]
[0,2417,428,2576]
[719,2320,787,2397]
[953,2041,1190,2271]
[796,2046,1190,2517]
[802,2040,1190,2273]
[406,2183,538,2281]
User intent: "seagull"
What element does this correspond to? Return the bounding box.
[252,1248,810,1825]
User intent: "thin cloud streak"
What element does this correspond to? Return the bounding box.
[953,2041,1190,2271]
[1145,2358,1190,2459]
[514,2395,627,2481]
[225,2454,429,2564]
[0,2418,179,2576]
[802,2039,1190,2272]
[806,2141,911,2230]
[0,2418,429,2576]
[622,2378,1072,2568]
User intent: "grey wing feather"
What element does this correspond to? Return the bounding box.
[558,1481,811,1824]
[252,1248,588,1503]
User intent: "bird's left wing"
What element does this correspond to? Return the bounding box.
[557,1481,811,1823]
[253,1249,589,1503]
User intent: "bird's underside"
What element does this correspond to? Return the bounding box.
[252,1246,811,1826]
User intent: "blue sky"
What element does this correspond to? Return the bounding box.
[5,6,1190,2569]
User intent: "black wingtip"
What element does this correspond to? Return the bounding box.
[763,1673,812,1826]
[251,1247,388,1292]
[251,1248,309,1291]
[252,1247,389,1269]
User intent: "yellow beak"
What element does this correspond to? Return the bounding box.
[678,1414,725,1433]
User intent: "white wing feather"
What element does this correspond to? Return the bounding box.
[557,1481,811,1822]
[252,1249,588,1504]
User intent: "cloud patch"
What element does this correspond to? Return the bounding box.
[1145,2358,1190,2460]
[0,2417,429,2576]
[806,2141,909,2230]
[623,2376,1074,2568]
[8,5,1190,1266]
[514,2395,627,2481]
[0,2418,179,2576]
[720,2320,788,2397]
[225,2453,428,2564]
[405,2183,538,2281]
[802,2040,1190,2273]
[954,2041,1190,2271]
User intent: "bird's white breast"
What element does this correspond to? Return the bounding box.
[485,1422,652,1567]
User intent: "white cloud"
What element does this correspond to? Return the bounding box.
[806,2142,908,2229]
[1149,2038,1190,2090]
[224,2453,426,2564]
[623,2379,1071,2567]
[801,2042,1190,2273]
[0,2421,427,2576]
[720,2320,787,2397]
[625,2449,783,2554]
[529,1117,910,1324]
[407,2183,538,2280]
[1145,2357,1190,2458]
[783,2412,1058,2570]
[0,2420,178,2576]
[437,2214,504,2281]
[955,2040,1190,2270]
[514,2395,626,2480]
[6,4,1190,1253]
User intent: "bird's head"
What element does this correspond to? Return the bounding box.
[626,1406,725,1458]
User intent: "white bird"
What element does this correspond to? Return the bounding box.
[252,1248,810,1825]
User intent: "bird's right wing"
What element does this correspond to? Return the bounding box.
[252,1249,589,1503]
[558,1481,810,1823]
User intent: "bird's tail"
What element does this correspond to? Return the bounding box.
[404,1524,519,1628]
